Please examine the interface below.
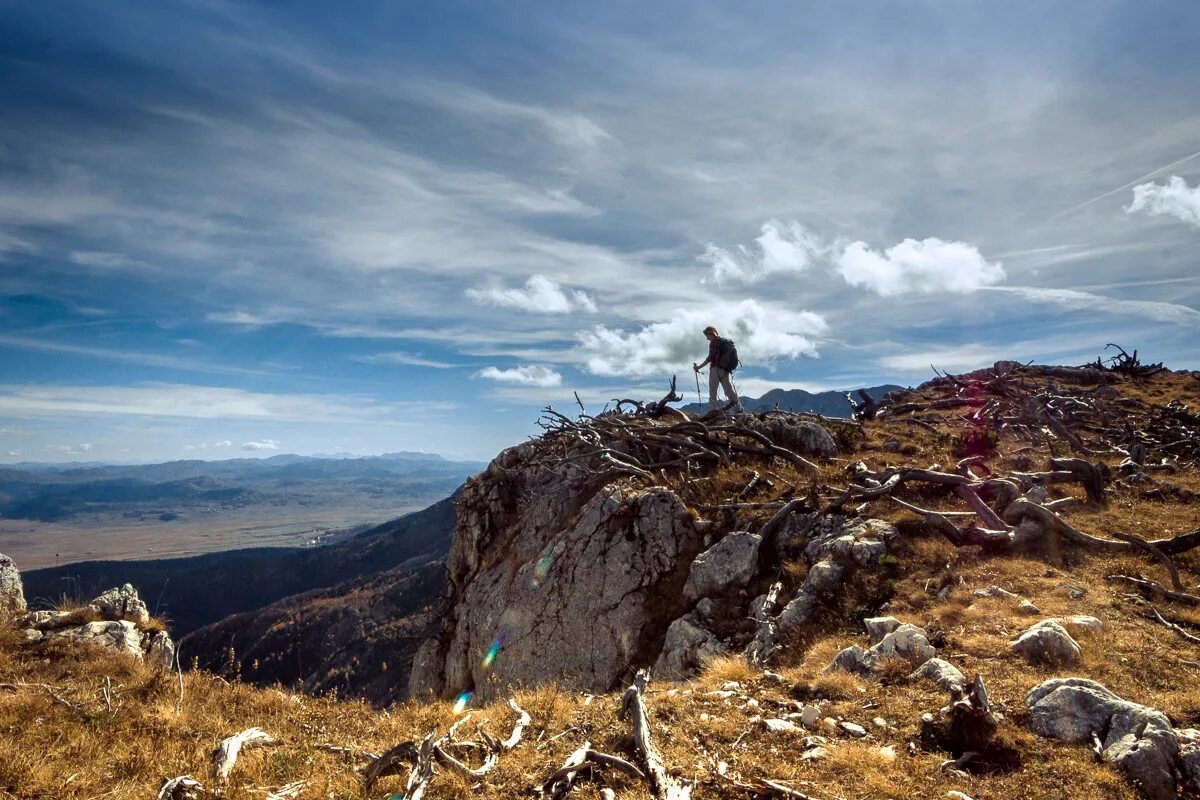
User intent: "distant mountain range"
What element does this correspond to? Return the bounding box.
[679,383,906,416]
[0,452,484,523]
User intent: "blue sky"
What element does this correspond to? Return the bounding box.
[1,1,1198,463]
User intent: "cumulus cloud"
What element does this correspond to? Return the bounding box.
[242,439,280,451]
[466,274,597,314]
[1126,176,1200,227]
[836,238,1005,296]
[701,220,824,284]
[578,299,827,378]
[476,365,563,387]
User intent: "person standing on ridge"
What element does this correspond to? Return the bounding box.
[693,325,743,412]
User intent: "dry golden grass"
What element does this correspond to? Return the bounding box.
[2,369,1197,798]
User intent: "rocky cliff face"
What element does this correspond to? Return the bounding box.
[409,414,851,703]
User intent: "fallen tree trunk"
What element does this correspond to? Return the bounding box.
[620,670,692,799]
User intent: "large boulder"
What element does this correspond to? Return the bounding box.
[1011,620,1082,665]
[828,622,936,674]
[1026,678,1178,800]
[0,553,25,617]
[1178,728,1200,796]
[653,613,728,680]
[684,531,761,601]
[415,476,707,702]
[92,583,151,624]
[745,418,837,459]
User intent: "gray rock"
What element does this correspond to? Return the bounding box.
[1178,728,1200,796]
[1017,599,1041,615]
[92,584,150,624]
[972,585,1018,599]
[143,630,177,671]
[26,606,101,631]
[46,620,144,658]
[684,531,762,601]
[1012,620,1081,665]
[422,481,710,702]
[695,597,718,620]
[863,616,902,644]
[908,658,967,696]
[1026,678,1177,800]
[653,614,728,681]
[745,418,837,459]
[0,553,25,617]
[1056,615,1103,634]
[799,705,822,729]
[828,623,936,674]
[839,721,867,738]
[764,718,801,734]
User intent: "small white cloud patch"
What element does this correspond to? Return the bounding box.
[242,439,280,451]
[477,365,563,387]
[836,237,1005,296]
[1127,176,1200,228]
[466,274,597,314]
[702,220,824,284]
[578,299,827,378]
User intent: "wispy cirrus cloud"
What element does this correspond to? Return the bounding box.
[986,286,1200,325]
[1126,176,1200,228]
[466,275,597,314]
[476,365,563,387]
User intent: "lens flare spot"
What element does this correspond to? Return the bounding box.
[482,634,504,669]
[453,689,473,715]
[531,554,553,588]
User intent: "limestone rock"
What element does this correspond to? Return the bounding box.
[144,630,177,671]
[1011,620,1081,665]
[972,586,1017,599]
[92,583,151,624]
[863,616,901,644]
[423,476,708,701]
[908,658,967,696]
[1178,728,1200,796]
[653,613,728,680]
[1026,678,1177,800]
[1056,615,1103,634]
[764,718,801,734]
[799,705,821,729]
[1017,599,1041,615]
[684,531,762,601]
[46,620,144,658]
[27,606,101,631]
[839,721,867,738]
[745,418,837,459]
[829,623,936,674]
[0,553,25,617]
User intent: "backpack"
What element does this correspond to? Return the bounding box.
[715,337,739,372]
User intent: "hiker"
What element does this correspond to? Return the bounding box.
[693,325,743,412]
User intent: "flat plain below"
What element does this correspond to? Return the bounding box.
[0,500,431,570]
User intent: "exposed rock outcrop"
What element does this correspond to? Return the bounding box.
[1026,678,1178,800]
[828,621,936,674]
[1011,619,1082,665]
[17,580,175,668]
[0,552,25,617]
[653,613,728,680]
[684,531,761,601]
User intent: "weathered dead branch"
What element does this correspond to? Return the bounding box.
[212,727,281,783]
[620,669,692,799]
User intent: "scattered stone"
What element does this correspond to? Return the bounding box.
[694,598,718,620]
[1017,599,1041,615]
[829,622,937,674]
[972,586,1018,599]
[838,721,867,738]
[92,583,151,624]
[863,616,902,643]
[878,745,897,760]
[872,717,887,729]
[1026,678,1178,800]
[721,681,742,692]
[0,553,25,617]
[764,718,801,734]
[909,658,967,696]
[1178,728,1200,796]
[1056,615,1103,634]
[1011,620,1082,665]
[45,620,144,658]
[799,705,821,729]
[684,532,762,601]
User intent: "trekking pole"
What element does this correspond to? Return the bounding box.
[693,366,702,405]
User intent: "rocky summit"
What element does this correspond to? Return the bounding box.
[2,359,1200,800]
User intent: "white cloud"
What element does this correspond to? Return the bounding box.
[46,443,93,455]
[476,365,563,387]
[7,451,22,457]
[215,440,233,447]
[69,250,146,270]
[0,384,403,422]
[836,238,1005,296]
[701,220,824,284]
[242,439,280,451]
[354,352,459,368]
[986,286,1200,325]
[466,275,597,314]
[1126,176,1200,227]
[578,299,828,378]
